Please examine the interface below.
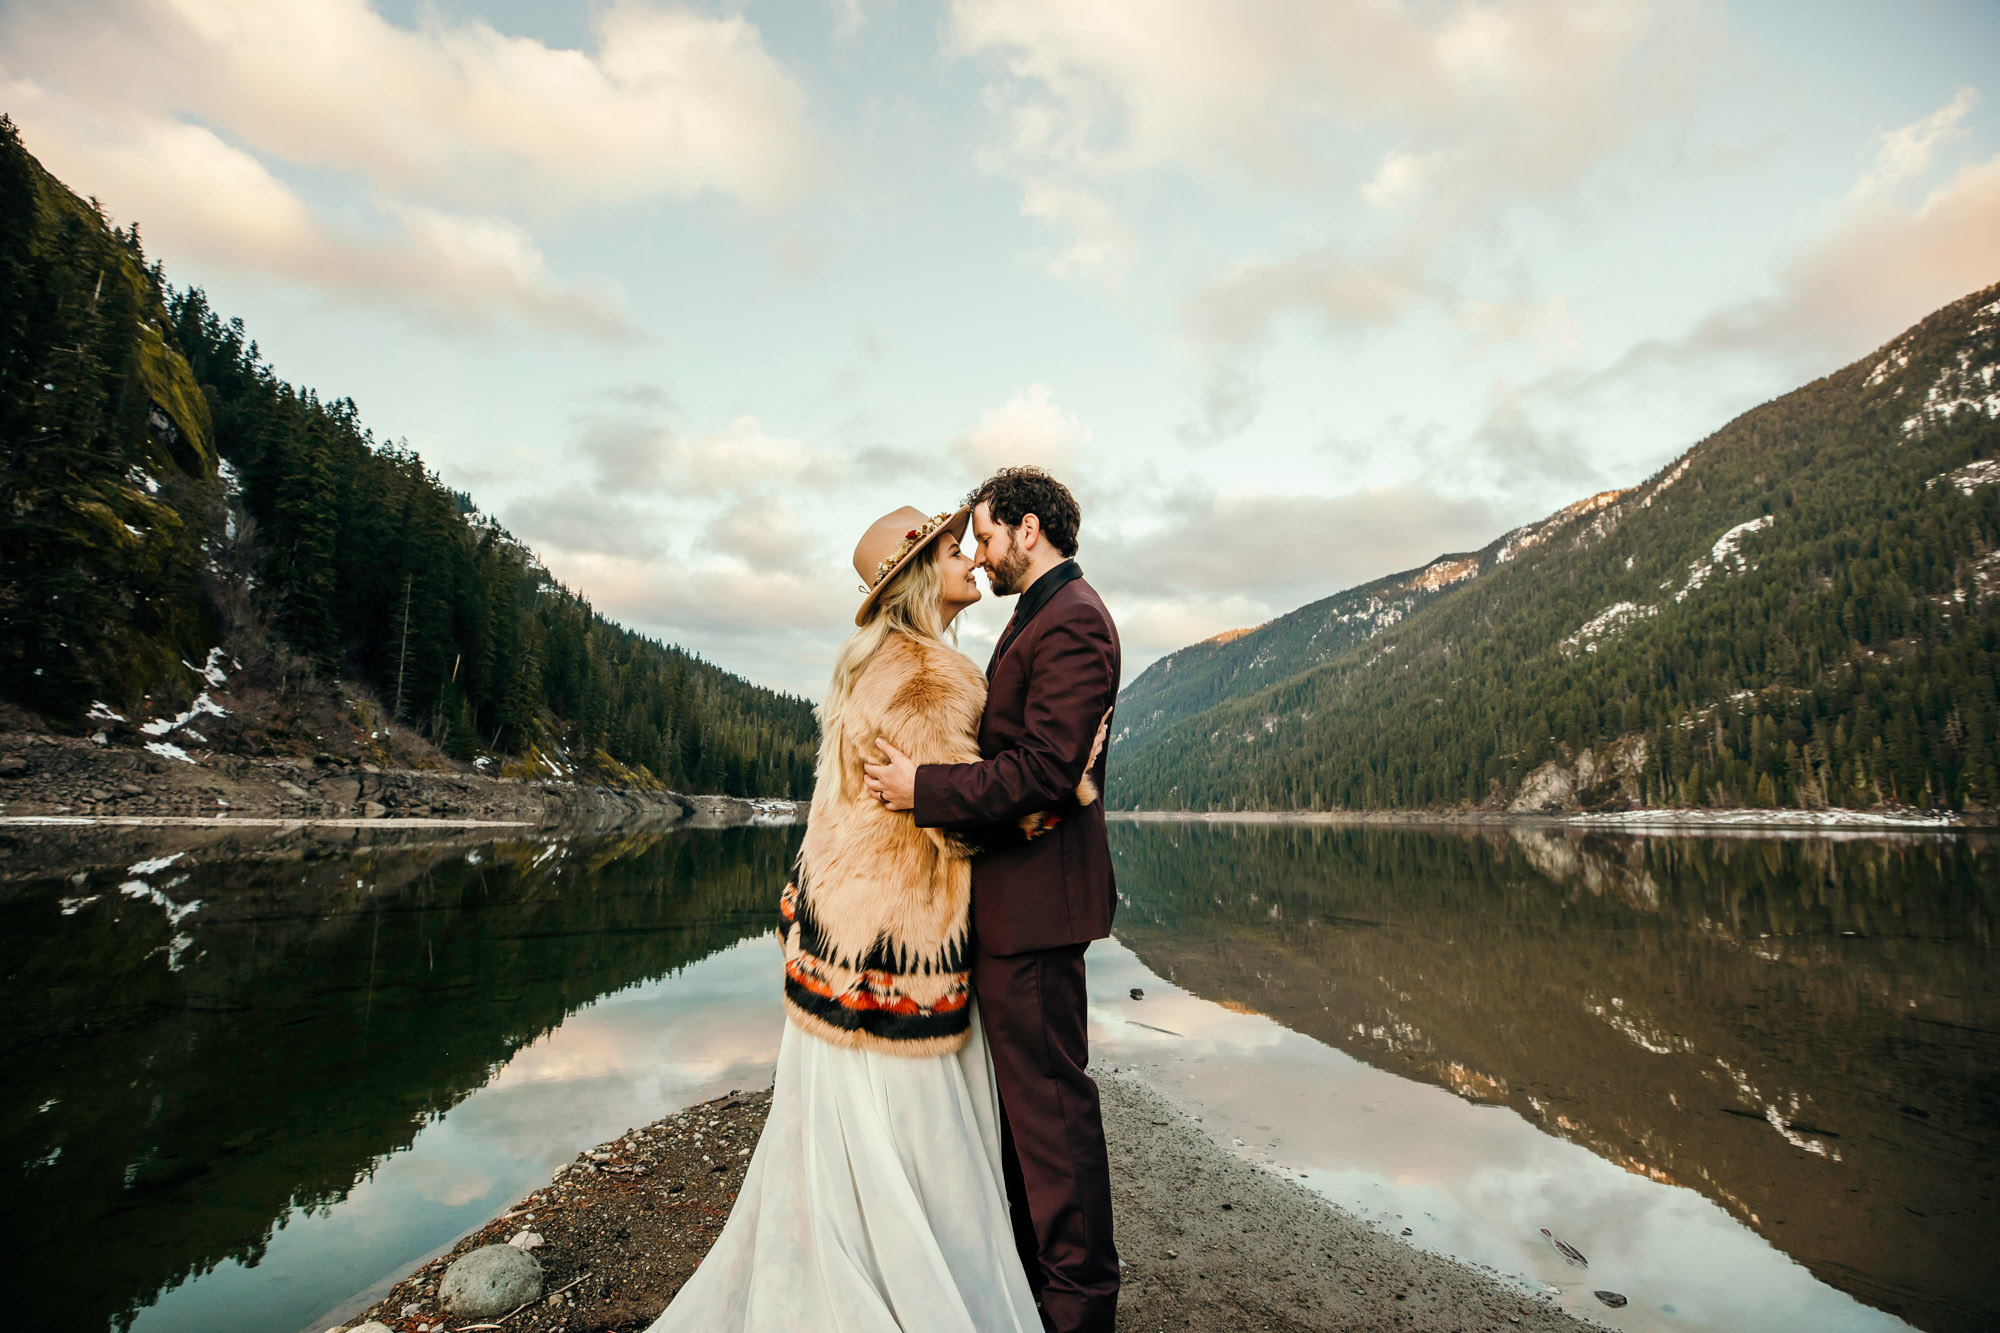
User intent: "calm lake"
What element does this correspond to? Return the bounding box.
[1,820,1993,1333]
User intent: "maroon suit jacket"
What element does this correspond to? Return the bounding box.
[914,568,1120,956]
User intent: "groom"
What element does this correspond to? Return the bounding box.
[865,465,1122,1333]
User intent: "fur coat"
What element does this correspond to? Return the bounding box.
[781,631,1094,1056]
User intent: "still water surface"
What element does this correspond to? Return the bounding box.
[1,821,1992,1332]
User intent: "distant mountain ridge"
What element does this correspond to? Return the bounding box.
[1114,489,1641,756]
[1111,281,2000,814]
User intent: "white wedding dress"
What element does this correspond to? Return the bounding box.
[647,1003,1042,1333]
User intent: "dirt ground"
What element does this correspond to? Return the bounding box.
[336,1076,1598,1333]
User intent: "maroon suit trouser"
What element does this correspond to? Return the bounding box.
[972,941,1118,1333]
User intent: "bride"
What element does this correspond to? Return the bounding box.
[648,503,1098,1333]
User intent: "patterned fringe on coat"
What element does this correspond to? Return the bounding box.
[777,880,972,1057]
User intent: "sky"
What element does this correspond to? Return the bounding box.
[4,0,1997,696]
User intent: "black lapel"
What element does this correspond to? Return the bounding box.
[988,561,1083,678]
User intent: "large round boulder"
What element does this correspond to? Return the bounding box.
[439,1243,544,1317]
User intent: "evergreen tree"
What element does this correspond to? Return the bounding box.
[0,121,817,796]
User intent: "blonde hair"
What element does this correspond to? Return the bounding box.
[816,544,957,798]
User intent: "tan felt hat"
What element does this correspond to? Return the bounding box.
[852,504,971,626]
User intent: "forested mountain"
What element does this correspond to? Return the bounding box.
[1111,282,2000,814]
[0,118,815,796]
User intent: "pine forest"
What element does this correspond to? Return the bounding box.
[0,118,816,798]
[1110,282,2000,815]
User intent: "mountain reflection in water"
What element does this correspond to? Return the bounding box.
[2,821,1993,1333]
[0,824,799,1333]
[1106,821,1999,1333]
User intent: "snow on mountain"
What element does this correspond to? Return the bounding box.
[1674,516,1775,604]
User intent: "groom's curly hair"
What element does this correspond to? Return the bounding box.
[966,466,1081,557]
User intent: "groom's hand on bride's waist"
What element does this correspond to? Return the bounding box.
[863,740,917,810]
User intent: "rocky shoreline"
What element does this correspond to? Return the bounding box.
[1108,805,1984,830]
[321,1075,1598,1333]
[10,728,1972,836]
[0,729,802,831]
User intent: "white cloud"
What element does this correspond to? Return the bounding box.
[1621,147,2000,377]
[1852,87,1977,202]
[950,0,1385,176]
[1187,247,1417,347]
[3,84,633,334]
[1018,178,1134,285]
[506,488,667,560]
[1178,247,1419,441]
[1776,152,2000,353]
[1360,150,1436,211]
[950,0,1703,197]
[830,0,873,42]
[953,0,1711,444]
[951,383,1092,475]
[702,497,817,575]
[1459,295,1581,369]
[2,0,818,213]
[1414,143,2000,508]
[573,412,845,496]
[541,546,844,675]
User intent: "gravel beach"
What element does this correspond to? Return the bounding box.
[333,1074,1598,1333]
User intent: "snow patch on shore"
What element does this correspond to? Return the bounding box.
[140,693,227,736]
[1573,806,1957,829]
[183,647,230,688]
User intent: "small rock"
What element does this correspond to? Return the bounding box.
[1594,1290,1629,1308]
[439,1244,543,1317]
[0,756,31,777]
[361,800,388,818]
[346,1324,394,1333]
[509,1230,544,1250]
[1539,1227,1587,1267]
[88,788,113,801]
[120,782,144,795]
[1129,987,1144,1000]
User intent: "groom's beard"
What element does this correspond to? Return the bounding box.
[985,543,1033,596]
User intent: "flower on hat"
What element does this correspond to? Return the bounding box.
[869,510,955,588]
